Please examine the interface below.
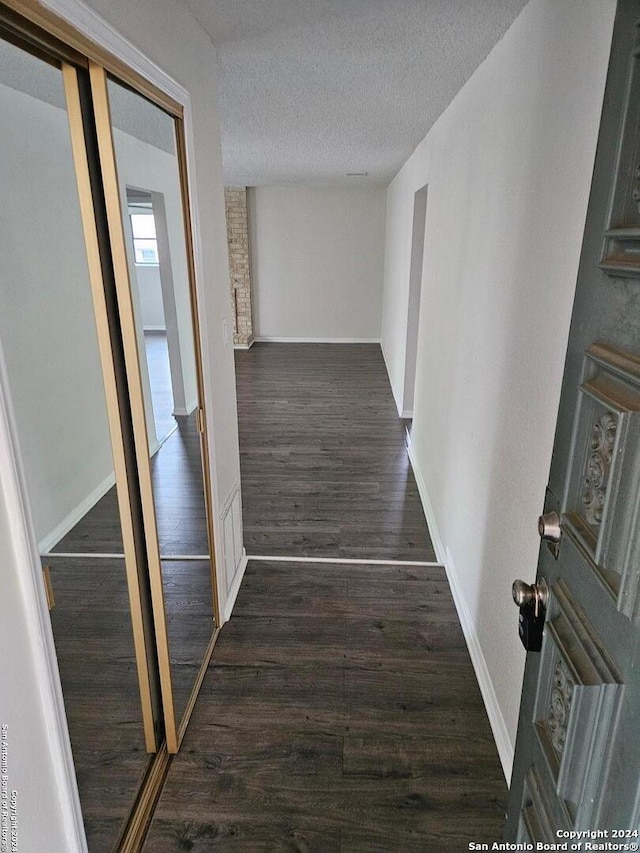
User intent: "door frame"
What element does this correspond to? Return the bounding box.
[402,182,428,417]
[0,349,88,849]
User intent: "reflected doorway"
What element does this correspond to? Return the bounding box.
[402,183,428,421]
[125,188,194,453]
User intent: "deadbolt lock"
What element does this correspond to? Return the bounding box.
[538,510,561,543]
[512,577,548,652]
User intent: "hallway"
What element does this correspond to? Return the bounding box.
[1,3,626,849]
[235,343,435,561]
[144,343,506,851]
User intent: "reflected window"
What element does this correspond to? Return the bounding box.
[130,210,158,264]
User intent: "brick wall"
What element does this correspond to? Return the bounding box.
[224,186,254,347]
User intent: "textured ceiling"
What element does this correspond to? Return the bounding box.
[184,0,529,185]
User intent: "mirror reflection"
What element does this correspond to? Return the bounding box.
[108,77,216,726]
[0,39,152,851]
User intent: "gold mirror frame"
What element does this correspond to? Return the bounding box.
[62,62,160,753]
[89,62,221,752]
[0,0,222,845]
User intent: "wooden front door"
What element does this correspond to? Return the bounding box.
[506,0,640,840]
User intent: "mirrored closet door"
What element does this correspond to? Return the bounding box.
[0,14,219,851]
[93,68,219,742]
[0,38,159,852]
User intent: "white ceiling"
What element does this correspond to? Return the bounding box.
[184,0,529,186]
[0,39,175,153]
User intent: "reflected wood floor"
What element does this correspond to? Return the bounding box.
[235,343,435,561]
[47,556,151,852]
[51,411,209,556]
[47,386,213,850]
[145,561,507,852]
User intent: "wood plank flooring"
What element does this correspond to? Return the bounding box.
[47,556,152,852]
[144,561,507,852]
[51,410,209,556]
[51,341,505,850]
[144,342,505,851]
[46,378,214,850]
[235,344,435,561]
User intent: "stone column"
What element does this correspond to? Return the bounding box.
[224,186,254,347]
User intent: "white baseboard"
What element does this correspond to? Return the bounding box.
[233,339,255,350]
[443,545,514,783]
[143,326,166,333]
[254,336,381,344]
[401,409,413,419]
[172,400,198,417]
[223,550,248,623]
[407,439,513,783]
[407,439,445,564]
[38,471,116,553]
[248,554,440,567]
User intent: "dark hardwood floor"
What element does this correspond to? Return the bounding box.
[145,343,506,852]
[145,561,507,852]
[45,353,214,851]
[163,558,217,723]
[47,555,152,852]
[51,410,209,556]
[48,342,505,850]
[235,343,435,561]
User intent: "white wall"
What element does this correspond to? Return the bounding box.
[249,185,386,341]
[0,79,202,549]
[0,0,243,848]
[137,264,165,329]
[380,0,616,780]
[0,80,115,550]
